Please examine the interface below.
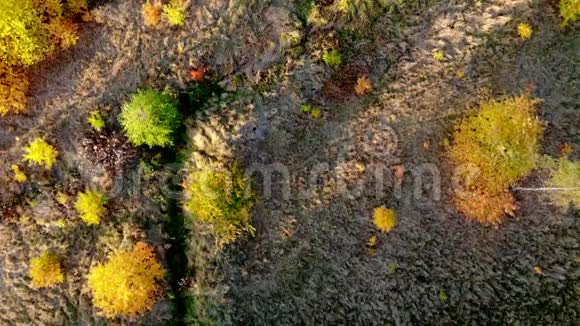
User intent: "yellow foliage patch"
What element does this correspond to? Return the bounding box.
[11,164,27,182]
[163,0,186,26]
[373,207,396,233]
[517,22,533,40]
[22,137,59,169]
[75,189,107,225]
[433,50,444,61]
[559,0,580,27]
[447,95,543,194]
[447,95,543,224]
[30,252,64,288]
[183,162,254,247]
[87,242,165,318]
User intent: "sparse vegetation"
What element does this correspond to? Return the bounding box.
[87,242,165,318]
[75,189,107,225]
[447,95,544,224]
[119,89,181,147]
[183,162,255,247]
[373,207,396,233]
[545,157,580,207]
[29,252,64,288]
[22,137,59,169]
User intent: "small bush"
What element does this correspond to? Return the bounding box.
[300,104,322,119]
[296,0,315,24]
[433,50,444,61]
[183,162,254,246]
[447,95,543,224]
[163,0,186,26]
[87,110,105,131]
[143,2,162,27]
[545,157,580,208]
[311,107,321,119]
[323,49,343,67]
[30,252,64,288]
[22,137,59,169]
[188,68,205,82]
[300,104,313,113]
[119,89,181,147]
[87,242,165,318]
[373,206,396,233]
[11,164,27,182]
[75,189,107,225]
[354,75,372,96]
[517,22,533,40]
[0,63,29,115]
[560,0,580,27]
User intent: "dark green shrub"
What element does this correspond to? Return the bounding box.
[119,89,181,147]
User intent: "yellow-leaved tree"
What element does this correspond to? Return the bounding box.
[87,242,165,318]
[0,0,86,115]
[446,95,544,224]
